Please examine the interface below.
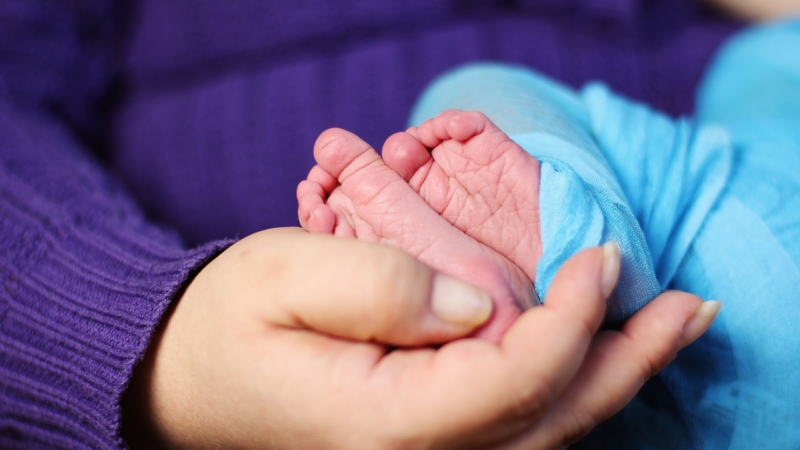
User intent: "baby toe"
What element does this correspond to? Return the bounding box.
[314,128,378,180]
[383,131,432,182]
[297,180,326,227]
[307,165,339,194]
[447,111,490,142]
[308,203,336,234]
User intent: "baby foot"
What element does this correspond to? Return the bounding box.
[297,128,536,341]
[382,110,542,289]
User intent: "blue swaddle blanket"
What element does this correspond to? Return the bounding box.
[410,64,665,326]
[410,19,800,449]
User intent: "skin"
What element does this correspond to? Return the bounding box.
[297,111,544,340]
[705,0,800,21]
[119,1,796,447]
[122,227,717,450]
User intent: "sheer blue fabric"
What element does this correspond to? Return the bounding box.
[409,19,800,448]
[409,64,664,326]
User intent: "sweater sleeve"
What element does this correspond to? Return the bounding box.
[0,2,233,449]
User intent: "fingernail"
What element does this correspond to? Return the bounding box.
[431,275,493,326]
[678,300,722,348]
[601,242,620,299]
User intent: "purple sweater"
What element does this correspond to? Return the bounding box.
[0,1,737,448]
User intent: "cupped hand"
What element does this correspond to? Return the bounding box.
[122,228,717,450]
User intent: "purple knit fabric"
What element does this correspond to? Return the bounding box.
[115,0,739,245]
[0,0,738,448]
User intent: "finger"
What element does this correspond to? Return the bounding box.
[251,228,493,346]
[374,245,615,448]
[501,293,719,450]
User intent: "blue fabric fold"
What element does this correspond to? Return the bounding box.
[410,18,800,449]
[409,63,662,326]
[581,84,734,287]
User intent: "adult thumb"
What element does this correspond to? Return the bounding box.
[258,228,493,346]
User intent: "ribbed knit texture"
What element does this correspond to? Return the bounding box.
[0,101,232,449]
[114,0,739,245]
[0,2,231,449]
[0,0,738,448]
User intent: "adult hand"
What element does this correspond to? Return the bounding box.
[703,0,800,21]
[121,228,716,450]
